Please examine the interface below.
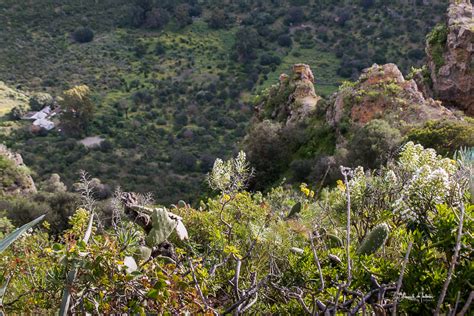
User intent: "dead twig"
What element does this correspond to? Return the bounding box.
[392,241,413,316]
[308,232,324,292]
[187,256,211,312]
[458,291,473,316]
[435,200,466,315]
[224,275,271,315]
[340,166,353,286]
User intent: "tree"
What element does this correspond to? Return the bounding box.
[347,119,402,169]
[285,7,305,25]
[174,4,192,28]
[144,8,170,29]
[243,120,290,189]
[72,27,94,43]
[40,174,67,193]
[9,105,27,120]
[29,92,54,111]
[234,27,260,61]
[60,85,94,137]
[208,9,228,29]
[277,34,292,47]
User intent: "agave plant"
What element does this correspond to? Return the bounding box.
[0,214,45,311]
[0,214,45,253]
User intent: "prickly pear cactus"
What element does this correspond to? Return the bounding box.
[356,223,390,255]
[177,200,187,208]
[145,208,178,247]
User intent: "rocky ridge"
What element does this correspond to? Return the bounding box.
[327,63,455,130]
[256,63,321,124]
[426,0,473,115]
[0,145,37,195]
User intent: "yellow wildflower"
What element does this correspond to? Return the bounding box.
[336,180,346,192]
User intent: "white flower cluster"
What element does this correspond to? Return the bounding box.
[208,151,252,194]
[394,142,460,222]
[341,142,467,223]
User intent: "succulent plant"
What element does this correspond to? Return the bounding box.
[286,202,302,219]
[326,233,343,248]
[356,223,390,255]
[145,208,188,247]
[136,246,152,262]
[177,200,187,209]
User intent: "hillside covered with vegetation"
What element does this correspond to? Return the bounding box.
[0,0,473,314]
[0,0,449,203]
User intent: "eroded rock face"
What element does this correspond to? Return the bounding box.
[256,64,320,124]
[426,0,473,115]
[0,144,37,195]
[327,63,454,128]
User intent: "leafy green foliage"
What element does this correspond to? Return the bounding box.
[426,23,448,71]
[406,119,474,156]
[0,0,448,205]
[60,85,94,136]
[0,144,472,313]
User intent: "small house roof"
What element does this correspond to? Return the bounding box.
[32,118,55,130]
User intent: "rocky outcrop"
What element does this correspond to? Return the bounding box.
[256,64,321,124]
[0,145,37,195]
[426,0,473,115]
[327,63,455,128]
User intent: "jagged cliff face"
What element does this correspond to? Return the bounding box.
[426,0,473,115]
[256,64,321,125]
[0,145,37,195]
[327,63,454,129]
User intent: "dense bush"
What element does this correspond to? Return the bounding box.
[347,119,402,169]
[426,23,448,70]
[207,9,228,29]
[406,119,474,156]
[285,7,305,24]
[0,145,472,314]
[72,27,94,43]
[277,34,293,47]
[8,105,27,120]
[29,92,54,111]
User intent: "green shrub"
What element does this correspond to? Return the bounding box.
[406,119,474,156]
[426,23,448,70]
[347,119,402,169]
[72,27,94,43]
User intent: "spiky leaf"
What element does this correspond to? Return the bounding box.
[0,214,45,253]
[286,202,302,219]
